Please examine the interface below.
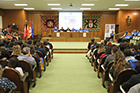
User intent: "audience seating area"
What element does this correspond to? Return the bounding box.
[86,40,140,93]
[0,39,53,93]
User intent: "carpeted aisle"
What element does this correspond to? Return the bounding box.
[29,54,106,93]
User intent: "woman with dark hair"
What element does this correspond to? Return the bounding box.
[7,57,24,77]
[109,50,132,78]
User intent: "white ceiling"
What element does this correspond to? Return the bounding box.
[0,0,140,11]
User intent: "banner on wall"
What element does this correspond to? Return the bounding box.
[104,24,115,39]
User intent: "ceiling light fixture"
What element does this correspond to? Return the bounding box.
[115,4,129,6]
[51,8,62,10]
[14,4,28,6]
[23,8,35,10]
[109,8,120,10]
[80,8,91,10]
[81,4,95,6]
[48,4,60,6]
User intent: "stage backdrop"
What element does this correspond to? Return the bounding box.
[83,15,101,32]
[41,15,58,31]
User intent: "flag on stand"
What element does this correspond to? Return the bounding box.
[24,23,27,39]
[31,23,34,38]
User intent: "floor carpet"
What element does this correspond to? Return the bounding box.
[29,54,107,93]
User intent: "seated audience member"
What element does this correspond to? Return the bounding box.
[119,43,126,52]
[107,42,113,48]
[71,28,77,32]
[118,32,128,43]
[17,47,36,67]
[87,38,94,51]
[35,42,46,57]
[7,57,24,77]
[132,29,137,36]
[131,45,140,56]
[53,27,58,32]
[78,27,83,32]
[97,44,106,59]
[11,45,22,56]
[122,32,133,42]
[103,46,118,69]
[105,46,112,55]
[84,27,89,32]
[109,50,132,78]
[7,42,15,51]
[0,45,10,59]
[124,49,136,62]
[110,31,114,39]
[122,74,140,92]
[0,65,16,92]
[66,27,71,32]
[127,83,140,93]
[136,30,140,36]
[60,27,65,32]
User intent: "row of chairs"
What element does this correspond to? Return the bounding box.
[89,49,139,93]
[0,45,53,93]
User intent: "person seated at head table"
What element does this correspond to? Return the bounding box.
[66,27,71,32]
[71,28,77,32]
[132,29,137,36]
[60,27,65,32]
[78,27,83,32]
[53,27,58,32]
[84,27,89,32]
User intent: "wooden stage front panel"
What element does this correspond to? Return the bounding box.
[41,32,101,42]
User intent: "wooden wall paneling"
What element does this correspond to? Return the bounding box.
[0,9,3,16]
[118,10,140,33]
[3,10,26,32]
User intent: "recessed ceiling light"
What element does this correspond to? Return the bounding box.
[81,4,95,6]
[51,8,62,10]
[48,4,60,6]
[80,8,91,10]
[14,4,28,6]
[115,4,129,6]
[109,8,120,10]
[23,8,35,10]
[124,0,140,1]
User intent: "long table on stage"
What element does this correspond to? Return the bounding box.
[41,32,101,42]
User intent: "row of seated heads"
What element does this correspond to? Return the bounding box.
[0,39,50,59]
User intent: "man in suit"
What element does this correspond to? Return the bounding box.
[60,27,65,32]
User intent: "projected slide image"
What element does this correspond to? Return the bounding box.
[59,12,82,30]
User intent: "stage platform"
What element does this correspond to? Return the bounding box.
[41,37,101,42]
[51,42,88,53]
